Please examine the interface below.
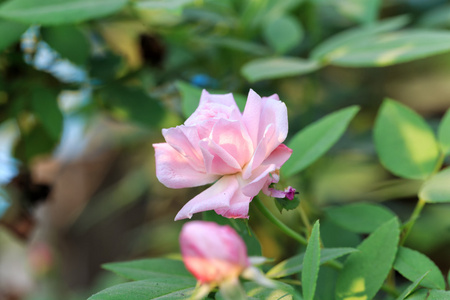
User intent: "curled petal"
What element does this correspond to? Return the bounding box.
[154,143,219,189]
[162,126,203,171]
[263,144,292,168]
[175,175,241,220]
[214,189,252,219]
[240,164,277,197]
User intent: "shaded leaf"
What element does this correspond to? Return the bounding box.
[0,20,27,52]
[275,196,300,213]
[311,15,410,61]
[0,0,128,25]
[428,290,450,300]
[282,106,359,177]
[374,99,440,180]
[336,218,400,300]
[419,167,450,203]
[302,221,321,300]
[241,57,320,82]
[396,271,429,300]
[176,80,202,118]
[41,25,90,66]
[394,247,445,290]
[30,88,63,140]
[325,202,396,234]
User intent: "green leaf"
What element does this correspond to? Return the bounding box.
[405,289,428,300]
[15,123,56,163]
[202,210,262,256]
[302,221,321,300]
[419,167,450,203]
[41,25,90,66]
[326,30,450,67]
[374,99,440,180]
[241,57,320,82]
[88,278,196,300]
[135,0,194,10]
[311,15,410,61]
[325,203,396,234]
[263,15,303,54]
[282,106,359,177]
[394,247,445,290]
[103,86,165,128]
[438,108,450,156]
[176,81,202,118]
[275,196,300,213]
[0,0,128,25]
[103,258,192,281]
[30,88,63,141]
[243,281,303,300]
[396,271,429,300]
[0,20,27,52]
[267,248,357,279]
[335,218,400,300]
[428,290,450,300]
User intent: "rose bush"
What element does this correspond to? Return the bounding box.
[154,89,292,220]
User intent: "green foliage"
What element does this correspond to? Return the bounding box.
[325,202,396,234]
[419,167,450,203]
[282,106,359,177]
[241,58,319,82]
[311,15,410,62]
[267,248,357,279]
[102,86,165,129]
[374,99,440,180]
[263,15,304,54]
[438,108,450,156]
[394,247,445,290]
[427,290,450,300]
[396,271,429,300]
[177,81,203,118]
[0,20,27,52]
[87,278,196,300]
[336,218,400,300]
[243,281,303,300]
[274,195,300,213]
[302,220,320,300]
[41,25,90,66]
[0,0,128,25]
[103,258,192,281]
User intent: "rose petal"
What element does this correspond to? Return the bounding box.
[240,164,277,197]
[242,89,263,148]
[154,143,219,189]
[175,175,240,220]
[263,144,292,168]
[199,139,241,174]
[214,188,252,219]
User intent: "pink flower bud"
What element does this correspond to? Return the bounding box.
[180,221,250,284]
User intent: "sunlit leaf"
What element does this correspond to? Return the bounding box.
[326,30,450,67]
[396,271,429,300]
[241,57,320,82]
[419,167,450,203]
[311,15,410,61]
[282,106,359,177]
[243,281,303,300]
[438,108,450,156]
[374,99,440,180]
[336,218,399,300]
[0,0,128,25]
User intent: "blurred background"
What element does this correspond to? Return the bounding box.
[1,0,450,299]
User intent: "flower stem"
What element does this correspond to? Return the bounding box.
[400,197,426,246]
[253,196,307,245]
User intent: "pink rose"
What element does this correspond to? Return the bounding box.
[179,221,249,284]
[153,89,292,220]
